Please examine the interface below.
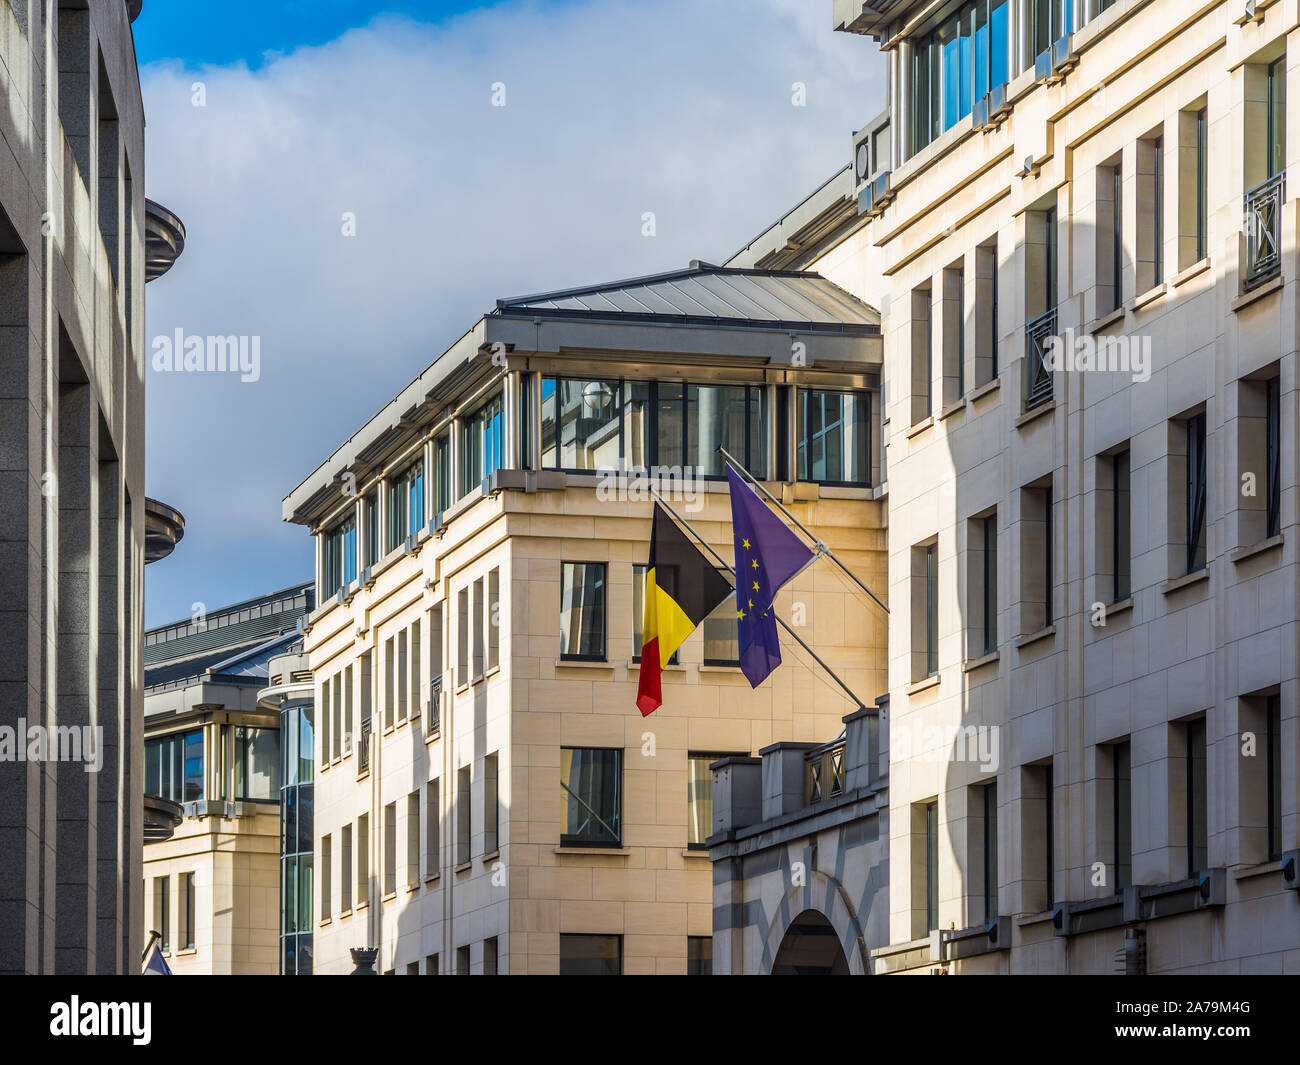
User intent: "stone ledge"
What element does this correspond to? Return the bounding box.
[906,674,940,696]
[1231,275,1284,313]
[1014,624,1056,650]
[1087,306,1126,334]
[905,415,935,439]
[1230,533,1283,565]
[1129,282,1167,313]
[1171,256,1211,288]
[967,376,1001,403]
[1161,567,1209,595]
[962,650,1000,672]
[1014,400,1056,429]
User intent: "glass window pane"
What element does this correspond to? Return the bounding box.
[990,1,1009,87]
[560,748,622,845]
[623,380,650,469]
[559,933,621,976]
[298,706,314,785]
[702,597,739,667]
[553,378,621,470]
[560,562,606,660]
[657,382,684,468]
[687,755,720,846]
[183,730,204,802]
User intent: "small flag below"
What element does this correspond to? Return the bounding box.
[636,504,733,716]
[727,466,815,689]
[142,932,172,975]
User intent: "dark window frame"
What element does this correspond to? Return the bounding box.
[560,746,623,849]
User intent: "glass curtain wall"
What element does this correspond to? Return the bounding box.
[912,0,1010,155]
[280,698,314,975]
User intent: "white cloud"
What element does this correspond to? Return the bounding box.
[141,0,884,623]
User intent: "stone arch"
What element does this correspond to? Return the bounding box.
[762,868,869,974]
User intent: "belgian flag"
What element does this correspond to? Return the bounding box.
[636,504,733,716]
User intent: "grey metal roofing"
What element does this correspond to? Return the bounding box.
[494,263,879,336]
[145,580,313,665]
[144,631,303,690]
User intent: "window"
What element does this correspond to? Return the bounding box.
[397,629,408,723]
[1096,158,1123,315]
[383,802,397,896]
[407,962,419,976]
[457,588,469,686]
[910,0,1010,155]
[341,824,353,911]
[702,596,739,667]
[687,936,713,975]
[1268,56,1286,180]
[560,934,622,976]
[1027,0,1070,65]
[426,953,439,975]
[688,753,730,848]
[462,393,504,494]
[384,636,395,729]
[323,516,356,596]
[485,752,500,854]
[925,801,939,932]
[1268,695,1282,860]
[428,605,443,733]
[433,434,451,516]
[426,779,440,877]
[487,568,500,671]
[1186,718,1208,877]
[560,562,606,661]
[1020,481,1053,632]
[1267,377,1281,537]
[975,239,999,385]
[1025,206,1057,408]
[1043,762,1055,909]
[982,783,998,922]
[968,513,997,658]
[144,729,204,803]
[343,665,354,756]
[1179,106,1208,270]
[356,813,369,906]
[1195,108,1207,261]
[942,262,965,405]
[1186,413,1207,572]
[1242,372,1283,546]
[387,460,424,551]
[633,564,677,665]
[560,747,622,847]
[472,577,484,678]
[363,492,379,567]
[1108,741,1132,892]
[1137,133,1164,291]
[540,377,621,470]
[154,876,170,952]
[407,791,420,889]
[359,652,372,772]
[484,937,498,975]
[1113,450,1131,602]
[321,836,331,922]
[456,945,470,976]
[320,677,331,764]
[181,872,195,950]
[796,389,870,484]
[457,765,472,865]
[910,284,932,423]
[910,540,938,681]
[332,671,342,757]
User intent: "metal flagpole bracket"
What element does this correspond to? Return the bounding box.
[714,444,889,615]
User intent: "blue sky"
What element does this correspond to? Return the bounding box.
[133,0,505,67]
[138,0,884,628]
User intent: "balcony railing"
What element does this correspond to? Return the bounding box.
[427,674,443,735]
[1244,172,1285,291]
[1024,307,1057,410]
[804,734,847,806]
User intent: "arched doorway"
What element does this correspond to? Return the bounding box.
[771,910,850,975]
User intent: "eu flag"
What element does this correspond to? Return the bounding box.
[727,467,815,688]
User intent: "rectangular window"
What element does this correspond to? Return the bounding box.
[363,493,379,567]
[688,753,730,848]
[910,0,1010,155]
[407,791,420,889]
[429,604,443,733]
[687,936,713,976]
[323,516,356,596]
[969,513,997,656]
[632,563,677,665]
[1268,695,1282,860]
[1187,413,1207,572]
[982,783,998,922]
[434,434,451,516]
[1096,160,1122,315]
[144,729,204,804]
[975,239,999,385]
[457,587,469,686]
[796,389,870,484]
[456,945,470,975]
[384,636,395,729]
[1186,718,1208,877]
[925,543,938,676]
[410,619,421,724]
[702,595,739,667]
[1110,741,1132,892]
[356,813,369,906]
[1020,482,1053,633]
[1137,133,1165,290]
[472,577,484,678]
[426,778,440,877]
[540,377,621,471]
[321,836,332,922]
[332,671,342,757]
[1269,56,1286,179]
[1195,108,1208,261]
[485,752,499,854]
[942,262,965,404]
[560,747,623,847]
[560,562,607,661]
[911,284,932,423]
[320,677,330,764]
[387,459,424,550]
[457,765,472,865]
[397,628,408,723]
[234,726,278,800]
[154,876,170,952]
[383,802,397,896]
[426,953,439,975]
[344,664,354,756]
[484,937,498,975]
[1044,762,1055,909]
[341,824,353,911]
[181,872,195,950]
[560,934,622,976]
[487,568,500,671]
[925,801,939,932]
[359,652,372,771]
[910,540,939,682]
[1267,377,1281,538]
[1113,450,1131,602]
[462,394,505,494]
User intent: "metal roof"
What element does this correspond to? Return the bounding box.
[494,263,879,336]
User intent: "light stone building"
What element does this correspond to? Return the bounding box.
[283,264,889,974]
[715,0,1300,973]
[140,583,314,975]
[0,0,185,974]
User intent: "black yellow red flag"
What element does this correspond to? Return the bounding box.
[635,504,732,716]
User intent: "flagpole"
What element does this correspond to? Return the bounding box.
[715,445,889,615]
[648,488,870,712]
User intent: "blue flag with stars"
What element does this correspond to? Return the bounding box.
[727,466,815,689]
